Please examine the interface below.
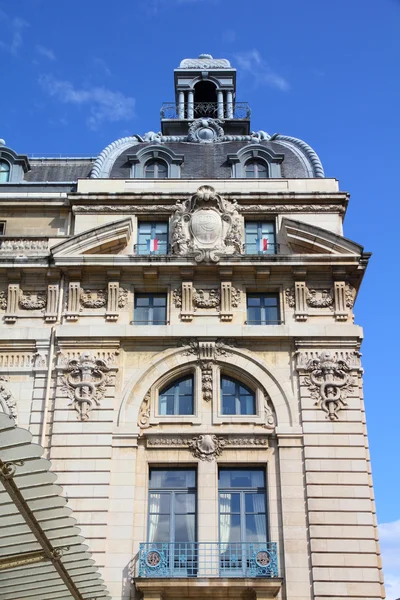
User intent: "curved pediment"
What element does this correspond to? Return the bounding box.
[51,218,133,256]
[282,218,363,255]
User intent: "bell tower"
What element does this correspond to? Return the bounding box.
[161,53,251,136]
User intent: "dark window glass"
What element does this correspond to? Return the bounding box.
[221,376,256,415]
[245,160,268,179]
[137,222,168,255]
[144,159,168,179]
[245,221,275,255]
[159,375,194,415]
[0,161,10,183]
[219,468,267,545]
[134,293,167,325]
[246,293,280,325]
[0,222,5,235]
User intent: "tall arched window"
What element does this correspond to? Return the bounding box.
[245,159,268,179]
[221,376,256,415]
[144,159,168,179]
[159,375,194,415]
[0,160,10,183]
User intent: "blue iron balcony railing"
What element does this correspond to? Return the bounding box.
[138,542,278,579]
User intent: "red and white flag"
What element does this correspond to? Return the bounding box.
[148,239,159,252]
[258,237,268,251]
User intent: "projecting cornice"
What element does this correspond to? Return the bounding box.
[50,218,132,256]
[282,218,363,255]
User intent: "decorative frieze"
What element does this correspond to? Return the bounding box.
[65,283,128,321]
[59,351,117,421]
[296,350,361,421]
[286,283,353,319]
[174,284,240,321]
[73,204,345,214]
[188,434,224,461]
[0,238,49,253]
[146,434,268,459]
[80,289,107,309]
[18,290,47,310]
[0,376,17,422]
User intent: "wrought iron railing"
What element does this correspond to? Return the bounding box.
[160,102,251,120]
[138,542,278,578]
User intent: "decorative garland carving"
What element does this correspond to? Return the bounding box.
[0,376,17,422]
[215,338,237,357]
[345,284,356,308]
[199,361,213,401]
[60,352,113,421]
[118,287,128,308]
[80,289,107,309]
[285,288,295,308]
[146,435,268,456]
[138,391,151,429]
[73,204,344,214]
[231,287,241,308]
[0,291,7,311]
[297,350,360,421]
[172,289,182,308]
[307,288,333,309]
[187,118,224,144]
[18,291,47,310]
[171,185,242,262]
[239,204,345,214]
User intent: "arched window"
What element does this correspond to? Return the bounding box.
[0,160,10,183]
[245,159,268,179]
[144,159,168,179]
[159,375,194,415]
[221,376,256,415]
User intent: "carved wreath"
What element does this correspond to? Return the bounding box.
[19,291,47,310]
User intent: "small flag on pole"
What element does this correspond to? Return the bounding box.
[258,237,268,252]
[147,239,159,252]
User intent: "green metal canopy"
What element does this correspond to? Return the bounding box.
[0,412,111,600]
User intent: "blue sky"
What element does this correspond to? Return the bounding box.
[1,0,400,594]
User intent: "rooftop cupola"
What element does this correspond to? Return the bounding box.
[160,54,251,136]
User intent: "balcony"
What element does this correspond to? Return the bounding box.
[138,541,278,579]
[160,102,251,121]
[0,237,49,255]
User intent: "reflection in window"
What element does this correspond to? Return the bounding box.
[247,293,280,325]
[221,376,256,415]
[219,468,267,550]
[144,159,168,179]
[159,376,194,416]
[0,161,10,183]
[137,221,168,255]
[245,160,268,179]
[134,293,167,325]
[245,221,275,255]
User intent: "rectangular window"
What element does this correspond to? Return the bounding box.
[245,221,276,255]
[137,222,168,255]
[148,468,197,576]
[218,468,267,573]
[0,222,5,235]
[134,293,167,325]
[247,293,280,325]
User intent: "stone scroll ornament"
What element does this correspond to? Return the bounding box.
[171,185,242,262]
[60,352,112,421]
[300,351,357,421]
[0,376,17,422]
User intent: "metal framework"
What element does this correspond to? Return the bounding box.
[160,102,251,120]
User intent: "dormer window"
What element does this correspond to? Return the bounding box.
[245,159,268,179]
[0,160,10,183]
[144,159,168,179]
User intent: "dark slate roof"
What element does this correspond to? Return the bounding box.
[110,140,308,179]
[24,159,95,182]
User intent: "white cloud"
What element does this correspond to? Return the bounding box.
[36,44,56,61]
[0,13,29,56]
[234,49,289,91]
[38,75,135,130]
[379,520,400,600]
[93,57,111,76]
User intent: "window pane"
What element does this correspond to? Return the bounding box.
[178,394,193,415]
[175,493,196,514]
[247,294,280,325]
[0,161,10,183]
[175,514,195,542]
[159,376,194,415]
[245,493,266,513]
[221,377,255,416]
[149,492,170,514]
[219,469,265,489]
[246,514,267,542]
[219,492,240,513]
[149,514,170,542]
[150,469,195,489]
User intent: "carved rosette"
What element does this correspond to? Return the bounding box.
[171,185,242,262]
[60,352,115,421]
[0,376,17,422]
[297,350,361,421]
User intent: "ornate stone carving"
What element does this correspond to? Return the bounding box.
[187,118,224,144]
[118,287,128,308]
[215,338,237,357]
[34,353,47,369]
[73,204,344,214]
[60,352,113,421]
[297,350,360,421]
[239,205,345,214]
[18,290,47,310]
[285,288,295,308]
[73,205,176,214]
[231,287,241,308]
[0,376,17,422]
[345,284,356,308]
[138,391,151,429]
[188,435,225,461]
[171,186,242,262]
[307,288,334,309]
[172,288,182,308]
[263,396,275,430]
[200,361,213,401]
[179,337,237,359]
[80,289,107,309]
[193,289,220,309]
[0,291,7,311]
[0,238,48,253]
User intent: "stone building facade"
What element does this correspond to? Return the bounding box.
[0,54,385,600]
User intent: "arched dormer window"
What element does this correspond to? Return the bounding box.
[0,160,10,183]
[227,145,284,178]
[245,159,268,179]
[127,145,184,179]
[159,375,194,415]
[144,159,168,179]
[221,376,256,415]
